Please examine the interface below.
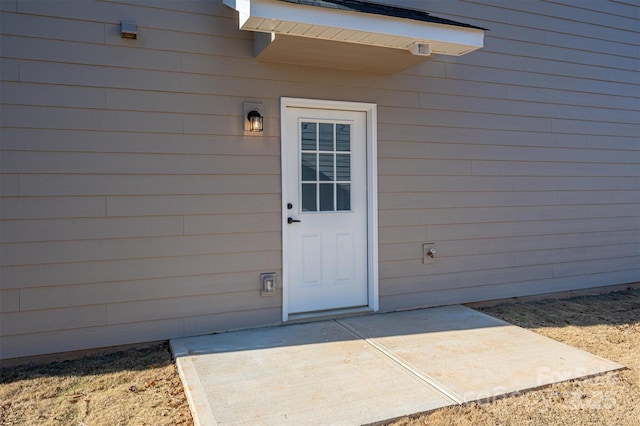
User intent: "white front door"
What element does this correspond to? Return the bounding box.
[283,105,369,315]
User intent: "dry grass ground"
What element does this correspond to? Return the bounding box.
[1,288,638,425]
[0,343,191,425]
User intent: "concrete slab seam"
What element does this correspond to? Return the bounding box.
[334,319,464,405]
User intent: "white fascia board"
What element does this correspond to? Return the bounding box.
[224,0,484,52]
[223,0,251,27]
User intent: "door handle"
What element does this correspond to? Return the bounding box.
[287,217,301,224]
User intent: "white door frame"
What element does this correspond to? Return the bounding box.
[280,97,378,322]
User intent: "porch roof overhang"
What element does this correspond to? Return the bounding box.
[223,0,487,73]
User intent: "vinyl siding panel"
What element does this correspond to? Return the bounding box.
[20,271,270,311]
[0,196,107,219]
[2,151,279,175]
[0,309,282,360]
[0,174,20,197]
[0,58,19,81]
[1,105,184,133]
[1,35,183,71]
[0,319,187,360]
[0,290,20,313]
[0,0,16,12]
[380,231,640,263]
[379,126,589,148]
[0,10,106,43]
[0,82,107,109]
[0,216,185,243]
[379,226,428,244]
[427,217,640,241]
[381,270,640,312]
[184,213,282,235]
[443,64,636,98]
[1,233,280,266]
[106,291,280,325]
[18,174,280,196]
[106,194,280,216]
[512,176,639,191]
[0,128,279,155]
[1,306,107,335]
[183,307,281,337]
[1,0,638,359]
[375,0,639,309]
[380,265,555,297]
[2,251,281,290]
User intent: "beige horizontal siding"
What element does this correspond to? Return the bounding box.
[375,0,639,311]
[0,216,185,243]
[0,318,187,360]
[107,291,280,325]
[427,217,640,241]
[1,232,281,266]
[1,35,184,71]
[380,243,639,277]
[183,307,281,337]
[1,196,107,219]
[106,194,280,216]
[0,308,282,360]
[1,306,107,336]
[381,230,640,261]
[381,270,640,312]
[1,0,638,359]
[2,151,280,175]
[0,128,279,155]
[2,251,281,290]
[0,290,20,313]
[1,105,184,133]
[17,174,280,196]
[19,271,273,311]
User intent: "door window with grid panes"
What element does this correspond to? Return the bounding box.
[300,121,352,212]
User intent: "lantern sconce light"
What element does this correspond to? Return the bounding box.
[247,109,263,132]
[243,102,264,135]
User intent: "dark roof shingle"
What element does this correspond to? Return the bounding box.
[280,0,488,30]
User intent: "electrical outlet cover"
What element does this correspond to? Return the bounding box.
[260,272,277,296]
[422,243,436,264]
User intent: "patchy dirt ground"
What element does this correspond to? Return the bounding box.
[0,343,191,425]
[1,288,638,425]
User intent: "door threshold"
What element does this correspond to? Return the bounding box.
[286,306,374,324]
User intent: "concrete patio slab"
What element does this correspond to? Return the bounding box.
[171,320,455,425]
[339,305,624,404]
[171,305,624,426]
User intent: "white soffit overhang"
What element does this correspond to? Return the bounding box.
[223,0,485,57]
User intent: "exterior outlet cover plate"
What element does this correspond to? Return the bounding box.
[261,272,277,296]
[422,243,436,264]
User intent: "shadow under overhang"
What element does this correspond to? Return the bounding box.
[223,0,487,73]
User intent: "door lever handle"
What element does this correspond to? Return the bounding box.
[287,217,301,224]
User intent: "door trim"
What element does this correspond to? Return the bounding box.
[280,97,378,322]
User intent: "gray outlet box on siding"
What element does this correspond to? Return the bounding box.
[261,272,277,296]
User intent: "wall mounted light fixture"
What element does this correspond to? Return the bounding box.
[243,102,264,135]
[247,109,263,132]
